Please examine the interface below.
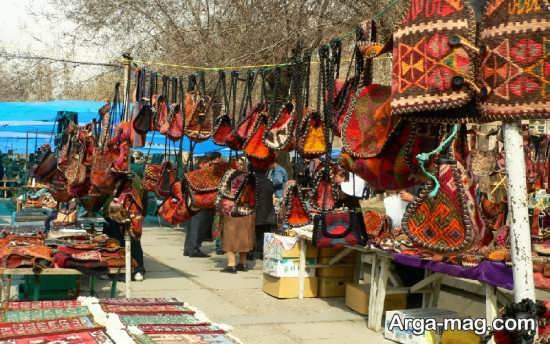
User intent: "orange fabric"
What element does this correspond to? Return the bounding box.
[303,126,326,153]
[244,122,271,159]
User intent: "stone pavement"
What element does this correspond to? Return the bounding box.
[115,227,391,343]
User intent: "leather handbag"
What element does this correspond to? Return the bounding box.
[158,181,193,225]
[297,110,328,159]
[313,210,367,248]
[184,89,213,142]
[185,162,231,211]
[213,114,233,146]
[225,103,264,151]
[49,169,72,203]
[244,112,272,160]
[134,100,153,135]
[32,149,57,182]
[263,102,297,150]
[282,183,310,228]
[107,181,144,239]
[157,161,177,198]
[90,147,117,195]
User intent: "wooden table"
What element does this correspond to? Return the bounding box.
[0,268,82,302]
[88,268,125,298]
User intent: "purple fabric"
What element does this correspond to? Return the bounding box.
[393,254,514,290]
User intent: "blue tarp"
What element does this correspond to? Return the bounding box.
[0,100,223,155]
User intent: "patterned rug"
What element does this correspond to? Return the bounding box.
[119,314,207,326]
[0,329,113,344]
[0,317,100,340]
[137,324,225,335]
[100,304,194,315]
[6,300,82,310]
[2,307,90,323]
[100,298,184,306]
[134,333,237,344]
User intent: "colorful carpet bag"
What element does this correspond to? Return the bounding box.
[216,169,256,216]
[362,210,392,239]
[32,147,57,183]
[340,121,440,191]
[156,161,177,198]
[158,181,193,225]
[313,210,367,248]
[184,91,213,142]
[310,168,338,212]
[297,110,328,159]
[212,114,233,146]
[391,0,477,121]
[160,103,184,141]
[244,113,272,160]
[185,162,231,211]
[402,155,484,253]
[342,84,393,158]
[143,163,162,193]
[263,102,297,150]
[225,104,264,150]
[283,183,310,228]
[478,0,550,120]
[0,245,53,269]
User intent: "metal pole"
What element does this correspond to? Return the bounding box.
[502,122,535,302]
[25,132,28,157]
[121,53,133,298]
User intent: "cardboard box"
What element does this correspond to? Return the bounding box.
[318,247,346,258]
[263,258,317,278]
[318,276,353,297]
[264,233,317,260]
[262,274,318,299]
[317,257,355,278]
[385,308,479,344]
[345,283,407,315]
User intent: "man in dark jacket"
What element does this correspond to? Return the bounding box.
[253,170,276,260]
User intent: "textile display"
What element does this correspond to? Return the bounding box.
[134,333,237,344]
[0,317,100,340]
[100,298,184,306]
[100,304,195,315]
[119,314,206,326]
[2,307,90,323]
[479,0,550,120]
[137,324,225,335]
[391,0,476,117]
[5,301,82,310]
[0,329,114,344]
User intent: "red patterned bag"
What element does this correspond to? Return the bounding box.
[391,0,477,122]
[225,104,264,150]
[212,114,233,146]
[310,168,338,212]
[313,210,367,248]
[478,0,550,120]
[184,162,231,211]
[184,91,213,142]
[297,110,328,159]
[244,113,272,160]
[143,163,162,193]
[282,183,310,228]
[402,153,486,253]
[263,102,297,150]
[216,169,256,217]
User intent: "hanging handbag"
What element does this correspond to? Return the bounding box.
[216,169,256,217]
[478,0,550,121]
[312,210,367,248]
[48,169,72,203]
[226,103,264,151]
[90,147,117,195]
[282,183,310,228]
[362,210,392,239]
[391,0,477,122]
[244,112,272,160]
[32,148,57,183]
[184,162,231,211]
[184,73,213,142]
[213,115,233,146]
[402,138,486,253]
[157,160,177,198]
[159,181,193,225]
[143,163,162,193]
[263,102,297,150]
[297,110,328,159]
[107,181,144,239]
[310,167,338,212]
[212,71,235,147]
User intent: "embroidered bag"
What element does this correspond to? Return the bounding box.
[310,167,338,212]
[479,0,550,120]
[402,151,484,253]
[184,73,213,142]
[340,120,439,191]
[283,183,310,228]
[32,147,57,183]
[216,169,256,216]
[391,0,477,121]
[143,163,162,193]
[225,103,264,151]
[362,210,392,238]
[159,181,193,225]
[185,162,231,211]
[157,161,177,198]
[313,210,367,248]
[263,102,297,150]
[244,112,272,160]
[212,71,235,147]
[297,110,328,159]
[213,115,233,146]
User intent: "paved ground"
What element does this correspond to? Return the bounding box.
[99,226,392,343]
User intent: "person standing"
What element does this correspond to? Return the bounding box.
[253,170,276,260]
[183,156,212,257]
[267,162,288,199]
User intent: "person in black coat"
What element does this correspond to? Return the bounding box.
[253,170,276,260]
